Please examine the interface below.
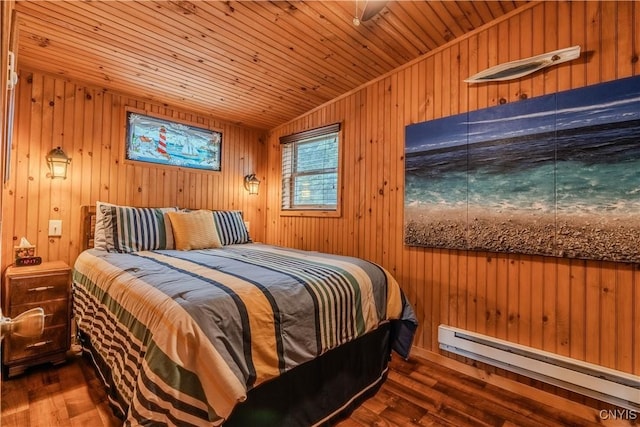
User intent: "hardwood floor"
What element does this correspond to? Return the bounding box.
[1,350,120,427]
[0,351,627,426]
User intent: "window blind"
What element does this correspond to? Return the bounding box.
[281,124,341,210]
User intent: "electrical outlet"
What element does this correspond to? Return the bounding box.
[48,219,62,237]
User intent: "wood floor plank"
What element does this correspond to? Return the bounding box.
[386,370,503,427]
[1,351,633,426]
[413,361,576,426]
[417,411,462,427]
[377,394,427,425]
[360,392,389,415]
[346,403,392,427]
[0,377,29,416]
[1,410,30,427]
[69,409,109,427]
[385,378,495,427]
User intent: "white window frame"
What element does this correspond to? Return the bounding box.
[280,123,342,217]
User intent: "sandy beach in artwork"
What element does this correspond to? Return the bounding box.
[404,205,640,262]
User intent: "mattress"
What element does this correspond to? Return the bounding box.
[73,243,416,426]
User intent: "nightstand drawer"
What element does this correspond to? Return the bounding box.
[9,300,69,328]
[10,275,69,305]
[5,325,68,363]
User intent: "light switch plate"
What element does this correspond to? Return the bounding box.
[48,219,62,236]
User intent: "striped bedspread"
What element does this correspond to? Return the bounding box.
[73,244,416,426]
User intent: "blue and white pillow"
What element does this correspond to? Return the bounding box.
[100,204,178,253]
[213,210,251,245]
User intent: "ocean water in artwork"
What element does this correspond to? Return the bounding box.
[404,75,640,262]
[406,121,640,215]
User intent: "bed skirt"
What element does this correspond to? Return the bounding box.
[79,322,392,426]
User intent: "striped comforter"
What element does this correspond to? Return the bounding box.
[73,244,416,426]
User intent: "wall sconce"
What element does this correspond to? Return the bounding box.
[46,147,71,179]
[244,174,260,195]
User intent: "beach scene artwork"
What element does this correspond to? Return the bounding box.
[125,111,222,171]
[405,75,640,262]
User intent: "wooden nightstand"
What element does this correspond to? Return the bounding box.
[2,261,71,378]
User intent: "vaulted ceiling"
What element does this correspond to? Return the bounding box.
[13,1,528,130]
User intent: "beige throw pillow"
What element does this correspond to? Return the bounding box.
[167,210,222,250]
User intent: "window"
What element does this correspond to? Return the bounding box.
[280,123,341,213]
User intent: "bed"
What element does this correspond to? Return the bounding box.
[73,204,417,426]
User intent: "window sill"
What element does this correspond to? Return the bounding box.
[279,209,341,218]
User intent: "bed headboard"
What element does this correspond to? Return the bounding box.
[80,205,96,251]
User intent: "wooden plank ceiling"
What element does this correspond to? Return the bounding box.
[13,0,528,130]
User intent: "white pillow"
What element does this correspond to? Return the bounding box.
[93,201,115,250]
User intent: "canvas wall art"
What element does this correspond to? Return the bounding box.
[405,75,640,263]
[125,111,222,171]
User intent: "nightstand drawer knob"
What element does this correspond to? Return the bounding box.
[27,286,55,292]
[25,340,53,349]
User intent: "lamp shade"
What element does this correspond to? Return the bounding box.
[46,147,71,179]
[244,174,260,195]
[0,307,45,340]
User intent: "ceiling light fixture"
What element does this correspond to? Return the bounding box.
[353,1,388,26]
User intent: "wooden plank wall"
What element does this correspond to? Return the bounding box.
[265,0,640,376]
[1,69,267,274]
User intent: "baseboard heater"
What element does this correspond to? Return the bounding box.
[438,325,640,411]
